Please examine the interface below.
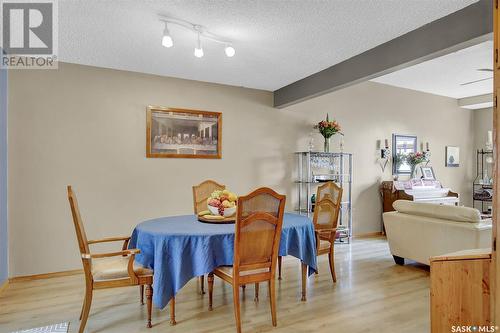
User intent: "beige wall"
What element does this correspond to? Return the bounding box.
[8,63,475,276]
[473,107,493,151]
[288,83,475,232]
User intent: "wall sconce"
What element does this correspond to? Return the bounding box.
[379,139,390,172]
[422,142,431,165]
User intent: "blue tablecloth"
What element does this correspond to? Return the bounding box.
[130,212,317,309]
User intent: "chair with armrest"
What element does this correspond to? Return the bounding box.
[313,181,342,283]
[192,180,226,293]
[67,186,154,333]
[207,187,286,333]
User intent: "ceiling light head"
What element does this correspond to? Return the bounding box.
[194,47,204,58]
[194,32,204,58]
[162,22,173,48]
[224,45,235,57]
[162,35,173,48]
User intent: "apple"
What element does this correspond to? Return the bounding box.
[208,198,221,207]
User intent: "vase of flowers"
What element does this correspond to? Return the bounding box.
[406,151,428,178]
[314,114,341,152]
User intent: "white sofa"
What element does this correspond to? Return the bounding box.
[383,200,491,265]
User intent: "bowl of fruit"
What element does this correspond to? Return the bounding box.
[206,189,237,217]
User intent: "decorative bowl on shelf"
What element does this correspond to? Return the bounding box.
[208,205,236,217]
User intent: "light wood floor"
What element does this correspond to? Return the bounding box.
[0,237,430,333]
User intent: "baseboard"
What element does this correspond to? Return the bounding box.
[353,232,384,238]
[9,269,83,283]
[0,279,8,295]
[6,234,384,282]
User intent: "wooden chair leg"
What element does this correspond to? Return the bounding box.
[169,297,176,325]
[146,284,153,328]
[254,283,259,302]
[328,247,337,283]
[233,283,242,333]
[200,275,205,294]
[140,285,145,305]
[278,256,282,280]
[79,297,86,320]
[301,262,307,302]
[79,287,93,333]
[208,273,214,311]
[269,279,277,327]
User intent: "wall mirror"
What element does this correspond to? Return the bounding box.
[392,134,417,175]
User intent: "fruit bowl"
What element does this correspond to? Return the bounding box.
[208,205,236,217]
[206,189,238,218]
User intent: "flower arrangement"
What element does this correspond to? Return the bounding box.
[314,114,341,138]
[406,151,428,177]
[406,151,427,166]
[313,114,341,152]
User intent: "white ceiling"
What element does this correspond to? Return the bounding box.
[372,40,493,99]
[59,0,478,91]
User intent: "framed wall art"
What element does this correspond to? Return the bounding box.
[146,106,222,159]
[445,146,459,167]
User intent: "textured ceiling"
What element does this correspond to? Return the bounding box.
[372,40,493,99]
[59,0,478,91]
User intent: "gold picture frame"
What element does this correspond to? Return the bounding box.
[146,106,222,159]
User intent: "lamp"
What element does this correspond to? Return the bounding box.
[194,32,204,58]
[161,22,173,48]
[224,45,235,57]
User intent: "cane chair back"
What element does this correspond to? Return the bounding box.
[313,181,343,232]
[234,188,286,274]
[192,180,225,214]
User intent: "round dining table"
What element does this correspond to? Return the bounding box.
[129,212,317,319]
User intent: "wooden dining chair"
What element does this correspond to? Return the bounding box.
[313,181,343,283]
[192,179,226,215]
[67,186,154,333]
[192,179,225,293]
[207,187,286,333]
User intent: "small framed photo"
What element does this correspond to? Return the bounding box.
[420,166,436,180]
[146,106,222,159]
[445,146,460,167]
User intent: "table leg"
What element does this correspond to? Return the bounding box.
[301,262,307,302]
[169,297,176,325]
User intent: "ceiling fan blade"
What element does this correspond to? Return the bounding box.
[460,77,493,86]
[477,68,493,72]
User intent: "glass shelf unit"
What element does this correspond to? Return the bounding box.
[295,152,353,243]
[473,149,494,214]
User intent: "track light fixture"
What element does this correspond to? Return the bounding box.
[159,16,235,58]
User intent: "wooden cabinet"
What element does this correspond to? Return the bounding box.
[379,181,412,213]
[430,249,491,333]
